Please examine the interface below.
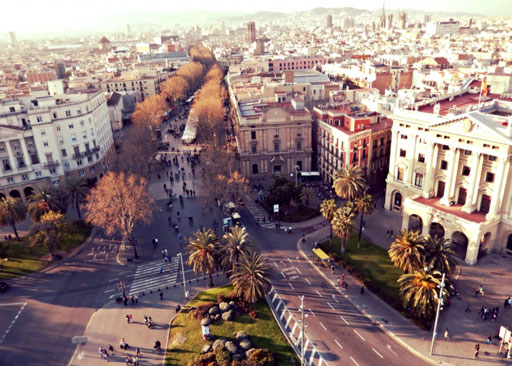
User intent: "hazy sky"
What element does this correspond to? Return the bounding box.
[2,0,510,35]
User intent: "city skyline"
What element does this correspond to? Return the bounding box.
[1,0,510,36]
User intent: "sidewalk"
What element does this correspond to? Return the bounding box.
[300,225,512,366]
[68,275,229,366]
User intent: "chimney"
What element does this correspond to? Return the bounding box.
[284,70,294,83]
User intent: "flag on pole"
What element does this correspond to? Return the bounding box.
[481,78,489,98]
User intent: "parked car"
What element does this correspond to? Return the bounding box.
[0,281,8,293]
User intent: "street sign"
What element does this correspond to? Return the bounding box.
[273,204,279,213]
[71,336,88,345]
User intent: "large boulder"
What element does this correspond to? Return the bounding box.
[232,354,243,361]
[209,306,220,316]
[245,348,256,358]
[234,331,248,340]
[225,341,238,354]
[212,338,226,351]
[239,339,252,350]
[222,309,234,321]
[219,302,230,312]
[214,313,221,321]
[201,318,211,326]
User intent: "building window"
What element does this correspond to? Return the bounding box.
[40,130,46,136]
[396,167,404,181]
[90,167,96,174]
[52,179,60,185]
[400,134,407,139]
[35,171,42,177]
[77,159,83,166]
[49,168,57,174]
[296,140,302,150]
[56,126,61,131]
[442,145,449,150]
[251,131,256,140]
[59,138,64,145]
[37,116,43,123]
[464,150,472,155]
[399,149,406,158]
[79,170,86,177]
[88,156,93,163]
[66,110,71,117]
[64,162,70,169]
[274,142,280,152]
[274,129,279,138]
[80,120,85,126]
[251,144,257,154]
[252,164,259,174]
[418,154,425,163]
[462,166,471,176]
[22,174,29,181]
[488,155,497,161]
[297,128,302,136]
[440,160,448,170]
[414,173,424,187]
[485,172,494,183]
[43,141,49,147]
[53,112,58,119]
[61,149,67,157]
[77,109,82,115]
[7,177,14,184]
[69,123,74,129]
[71,135,77,142]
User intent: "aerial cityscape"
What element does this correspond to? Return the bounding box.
[1,1,512,366]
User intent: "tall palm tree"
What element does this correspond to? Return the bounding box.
[63,178,89,220]
[398,269,448,320]
[354,193,375,249]
[221,226,254,275]
[186,228,219,287]
[388,229,425,273]
[320,199,337,246]
[423,235,457,275]
[28,187,67,222]
[332,166,366,202]
[230,251,272,303]
[0,197,27,240]
[331,204,355,253]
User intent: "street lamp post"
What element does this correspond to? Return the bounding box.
[300,295,305,366]
[178,253,188,300]
[430,272,446,355]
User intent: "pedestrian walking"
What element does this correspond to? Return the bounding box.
[444,329,449,339]
[341,273,345,282]
[479,285,485,295]
[108,345,114,354]
[331,265,335,274]
[505,296,511,309]
[337,277,340,287]
[474,344,480,358]
[136,347,141,357]
[465,304,471,313]
[126,314,131,323]
[103,349,110,362]
[159,266,163,274]
[390,229,393,236]
[360,286,365,295]
[386,230,390,237]
[99,347,104,358]
[160,292,163,300]
[487,334,492,344]
[154,340,162,351]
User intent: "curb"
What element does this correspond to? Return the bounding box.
[296,237,451,366]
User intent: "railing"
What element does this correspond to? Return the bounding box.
[44,161,59,169]
[72,146,100,159]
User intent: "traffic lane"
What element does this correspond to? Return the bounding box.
[269,255,430,366]
[0,263,116,366]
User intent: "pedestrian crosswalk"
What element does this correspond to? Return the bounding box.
[128,256,180,296]
[245,201,294,231]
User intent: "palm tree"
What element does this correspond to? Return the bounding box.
[320,199,337,246]
[28,187,67,222]
[354,193,375,249]
[332,166,366,202]
[186,228,219,287]
[398,269,448,320]
[221,226,255,275]
[388,229,425,273]
[0,197,27,240]
[423,235,457,275]
[331,204,355,253]
[299,187,315,208]
[63,178,89,220]
[230,251,272,303]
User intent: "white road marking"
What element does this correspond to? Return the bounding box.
[315,290,323,297]
[0,303,25,307]
[108,278,119,282]
[308,308,316,317]
[340,315,350,325]
[327,302,335,310]
[353,329,365,341]
[289,282,294,290]
[372,348,384,358]
[104,289,115,293]
[350,356,360,366]
[274,262,278,268]
[305,278,311,285]
[386,345,398,356]
[332,294,339,303]
[295,266,302,274]
[280,271,286,278]
[320,322,327,331]
[335,339,343,350]
[287,258,292,263]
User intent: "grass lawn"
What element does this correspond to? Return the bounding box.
[0,220,92,280]
[320,233,403,311]
[166,285,298,366]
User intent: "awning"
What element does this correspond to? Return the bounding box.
[313,248,330,261]
[300,171,321,177]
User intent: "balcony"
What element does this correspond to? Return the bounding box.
[72,146,100,159]
[44,161,60,169]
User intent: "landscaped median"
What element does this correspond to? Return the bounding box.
[319,233,404,312]
[0,220,92,279]
[166,285,299,366]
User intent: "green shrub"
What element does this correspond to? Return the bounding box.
[215,347,231,366]
[242,348,275,366]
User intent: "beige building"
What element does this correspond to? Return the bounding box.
[385,109,512,264]
[232,93,312,179]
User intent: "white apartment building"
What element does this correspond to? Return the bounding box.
[0,88,114,203]
[385,109,512,264]
[425,20,460,36]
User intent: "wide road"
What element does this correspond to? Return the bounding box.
[239,208,430,366]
